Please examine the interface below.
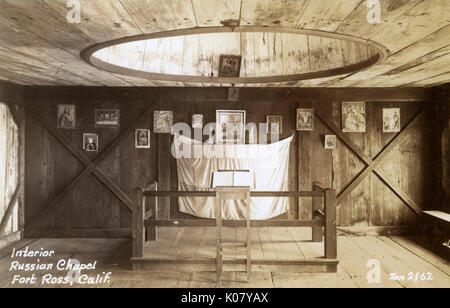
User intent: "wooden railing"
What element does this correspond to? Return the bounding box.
[133,184,337,265]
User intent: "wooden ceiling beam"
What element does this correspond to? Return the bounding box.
[360,53,450,87]
[405,71,450,88]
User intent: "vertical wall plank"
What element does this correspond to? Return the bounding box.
[0,95,21,238]
[158,134,171,220]
[298,102,312,221]
[0,105,7,228]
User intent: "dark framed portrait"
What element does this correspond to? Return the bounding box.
[228,88,240,101]
[95,109,120,128]
[219,55,242,78]
[57,104,76,129]
[135,129,151,149]
[83,133,98,152]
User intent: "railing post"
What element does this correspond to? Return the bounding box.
[324,189,337,265]
[312,182,324,242]
[146,182,158,242]
[215,191,223,282]
[132,188,145,263]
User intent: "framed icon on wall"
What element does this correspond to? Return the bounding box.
[342,102,366,133]
[192,114,203,129]
[383,108,401,133]
[95,109,120,128]
[83,133,98,152]
[324,135,337,150]
[57,104,76,129]
[154,110,174,133]
[296,108,314,131]
[267,115,283,135]
[216,110,246,144]
[219,55,242,78]
[135,129,151,149]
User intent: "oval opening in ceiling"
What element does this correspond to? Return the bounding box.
[81,27,388,84]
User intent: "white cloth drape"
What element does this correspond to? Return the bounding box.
[174,135,293,220]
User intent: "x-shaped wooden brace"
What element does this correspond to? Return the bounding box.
[6,101,22,129]
[315,106,428,215]
[0,186,20,237]
[25,101,157,230]
[0,102,22,236]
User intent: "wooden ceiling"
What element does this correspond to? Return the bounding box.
[0,0,449,87]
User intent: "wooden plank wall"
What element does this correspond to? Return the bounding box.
[432,85,450,213]
[22,87,435,237]
[0,104,19,235]
[306,101,434,228]
[0,81,24,248]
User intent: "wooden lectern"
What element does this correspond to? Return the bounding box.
[212,171,253,283]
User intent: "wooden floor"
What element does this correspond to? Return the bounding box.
[133,227,336,273]
[0,229,449,288]
[145,227,324,261]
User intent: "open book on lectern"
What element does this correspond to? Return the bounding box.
[212,170,255,189]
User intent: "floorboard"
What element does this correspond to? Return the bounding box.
[0,232,448,288]
[389,235,450,276]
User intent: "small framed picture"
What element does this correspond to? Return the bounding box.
[135,129,150,149]
[57,104,76,129]
[95,109,120,128]
[192,114,203,128]
[154,111,173,133]
[219,55,242,77]
[267,115,283,135]
[383,108,401,133]
[83,133,98,152]
[342,102,366,133]
[297,108,314,131]
[216,110,246,144]
[228,88,240,102]
[324,135,337,150]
